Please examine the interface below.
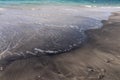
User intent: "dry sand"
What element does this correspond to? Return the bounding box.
[0,11,120,80]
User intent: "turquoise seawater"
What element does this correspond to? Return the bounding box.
[0,0,120,6]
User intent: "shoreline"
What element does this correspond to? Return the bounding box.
[0,5,119,65]
[0,11,120,80]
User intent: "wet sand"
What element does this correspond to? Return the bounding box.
[0,11,120,80]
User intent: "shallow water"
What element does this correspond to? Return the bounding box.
[0,2,120,64]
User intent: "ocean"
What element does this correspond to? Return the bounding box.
[0,0,120,6]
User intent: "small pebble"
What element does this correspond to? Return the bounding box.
[0,66,3,71]
[87,67,94,72]
[101,69,106,73]
[105,59,110,63]
[98,74,105,80]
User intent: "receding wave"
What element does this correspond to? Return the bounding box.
[0,5,120,65]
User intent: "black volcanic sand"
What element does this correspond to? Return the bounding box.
[0,12,120,80]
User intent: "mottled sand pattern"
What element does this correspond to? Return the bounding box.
[0,12,120,80]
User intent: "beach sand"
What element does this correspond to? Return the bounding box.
[0,11,120,80]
